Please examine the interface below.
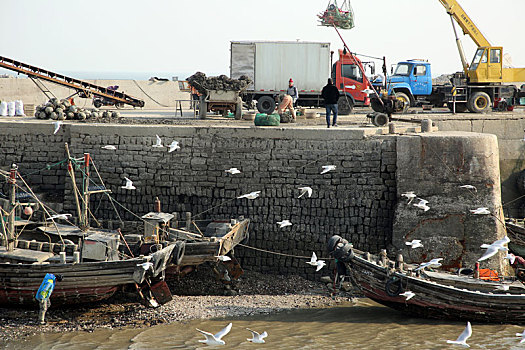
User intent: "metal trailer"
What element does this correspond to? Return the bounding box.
[0,55,145,108]
[199,90,243,120]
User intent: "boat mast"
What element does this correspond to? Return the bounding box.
[64,143,83,228]
[81,153,91,230]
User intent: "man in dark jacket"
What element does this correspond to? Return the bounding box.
[321,78,340,128]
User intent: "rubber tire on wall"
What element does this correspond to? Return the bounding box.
[394,92,410,114]
[447,102,468,113]
[338,96,353,115]
[467,91,491,113]
[385,277,404,297]
[257,96,276,114]
[172,241,186,265]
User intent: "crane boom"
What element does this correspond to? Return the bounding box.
[437,0,491,48]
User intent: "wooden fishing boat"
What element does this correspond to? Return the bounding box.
[505,219,525,257]
[328,235,525,323]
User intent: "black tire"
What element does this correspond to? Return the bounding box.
[516,169,525,194]
[372,113,389,127]
[338,96,353,115]
[371,97,385,113]
[93,100,102,108]
[234,97,242,120]
[394,92,410,114]
[447,102,468,113]
[467,91,491,113]
[256,96,276,114]
[385,277,404,297]
[172,241,185,265]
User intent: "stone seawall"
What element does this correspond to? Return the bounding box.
[0,121,505,277]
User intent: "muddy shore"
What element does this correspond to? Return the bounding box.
[0,266,354,341]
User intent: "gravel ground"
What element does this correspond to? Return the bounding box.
[0,265,355,341]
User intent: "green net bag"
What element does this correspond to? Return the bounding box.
[318,0,355,30]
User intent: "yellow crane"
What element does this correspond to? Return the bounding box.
[438,0,525,84]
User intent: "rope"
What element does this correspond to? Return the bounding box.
[132,80,169,107]
[238,243,334,260]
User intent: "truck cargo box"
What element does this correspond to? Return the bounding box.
[231,41,331,93]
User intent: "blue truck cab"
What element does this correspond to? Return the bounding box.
[373,59,433,107]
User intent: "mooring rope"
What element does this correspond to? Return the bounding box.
[237,243,334,260]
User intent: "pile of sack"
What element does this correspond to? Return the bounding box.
[0,100,25,116]
[187,72,251,95]
[34,98,120,120]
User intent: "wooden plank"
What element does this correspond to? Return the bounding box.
[0,247,54,263]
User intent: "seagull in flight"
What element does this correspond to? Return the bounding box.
[237,191,260,200]
[400,291,415,301]
[470,207,490,215]
[122,177,136,190]
[152,134,163,148]
[478,236,510,262]
[516,329,525,344]
[504,253,516,265]
[225,168,241,175]
[405,239,423,249]
[306,252,326,271]
[246,328,268,344]
[446,322,472,347]
[214,255,231,262]
[298,186,313,198]
[459,185,477,192]
[415,258,443,271]
[413,198,430,212]
[47,213,72,221]
[320,165,336,174]
[277,220,292,228]
[196,323,232,346]
[168,140,180,153]
[401,191,417,204]
[101,145,117,150]
[53,121,62,134]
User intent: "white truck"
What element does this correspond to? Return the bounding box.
[230,41,371,115]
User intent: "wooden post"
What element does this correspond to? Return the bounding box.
[82,153,90,230]
[185,212,192,231]
[6,166,16,251]
[65,143,83,226]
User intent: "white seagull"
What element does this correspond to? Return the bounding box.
[101,145,117,150]
[400,291,415,301]
[459,185,477,192]
[214,255,232,262]
[225,168,241,175]
[401,191,417,204]
[413,198,430,212]
[122,177,136,190]
[237,191,261,200]
[320,165,336,174]
[494,284,510,292]
[470,207,490,215]
[298,186,313,198]
[152,134,163,148]
[137,262,153,271]
[47,213,72,221]
[478,236,510,262]
[446,322,472,348]
[306,252,326,272]
[196,323,232,346]
[505,253,516,265]
[415,258,443,271]
[53,121,62,134]
[277,220,292,228]
[246,328,268,344]
[405,239,423,249]
[168,140,180,153]
[516,329,525,344]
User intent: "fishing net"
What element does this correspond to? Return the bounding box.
[318,0,355,30]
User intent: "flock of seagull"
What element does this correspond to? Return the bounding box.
[196,323,267,345]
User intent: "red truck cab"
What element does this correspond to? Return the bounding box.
[332,49,371,110]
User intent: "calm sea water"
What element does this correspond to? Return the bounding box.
[2,299,523,350]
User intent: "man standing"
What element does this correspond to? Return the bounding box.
[321,78,341,128]
[277,78,298,120]
[287,78,299,105]
[35,273,62,324]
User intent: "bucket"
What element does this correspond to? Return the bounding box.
[243,112,256,121]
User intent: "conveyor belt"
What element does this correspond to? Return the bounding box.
[0,55,145,107]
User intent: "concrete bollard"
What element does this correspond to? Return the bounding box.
[73,251,80,263]
[421,119,433,133]
[59,252,67,264]
[388,123,396,134]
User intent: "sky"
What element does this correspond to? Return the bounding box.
[2,0,525,79]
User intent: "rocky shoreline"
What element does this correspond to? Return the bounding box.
[0,267,355,342]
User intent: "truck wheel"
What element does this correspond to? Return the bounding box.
[467,92,491,113]
[372,113,389,127]
[94,100,102,108]
[371,97,385,113]
[394,92,410,114]
[234,97,242,120]
[338,96,353,115]
[447,102,468,113]
[257,96,276,114]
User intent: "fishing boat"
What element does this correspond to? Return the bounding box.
[0,151,176,307]
[505,219,525,257]
[328,235,525,323]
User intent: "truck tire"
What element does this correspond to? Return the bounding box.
[467,91,491,113]
[371,97,385,113]
[447,102,468,113]
[338,96,353,115]
[394,92,410,114]
[257,96,276,114]
[234,97,242,120]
